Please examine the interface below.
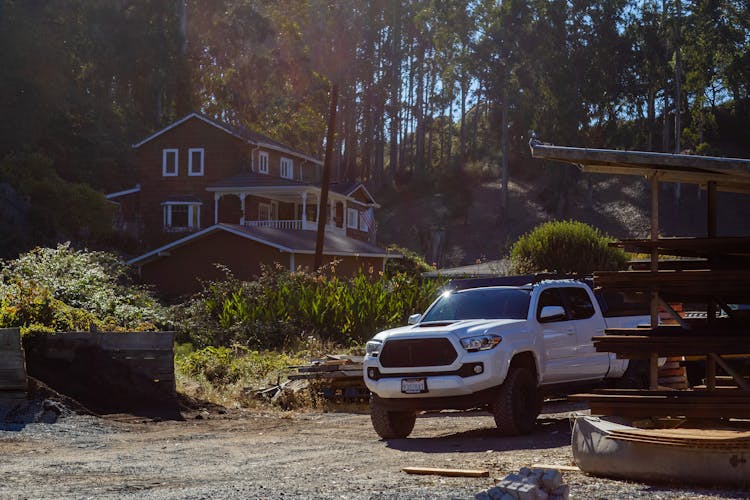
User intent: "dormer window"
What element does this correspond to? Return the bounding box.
[258,151,269,174]
[162,149,178,176]
[280,157,293,179]
[188,148,204,176]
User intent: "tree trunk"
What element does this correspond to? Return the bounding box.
[314,82,339,270]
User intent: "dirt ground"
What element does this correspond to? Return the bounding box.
[1,399,747,500]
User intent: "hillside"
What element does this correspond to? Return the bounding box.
[376,173,750,268]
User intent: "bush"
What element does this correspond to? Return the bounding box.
[509,220,628,275]
[0,243,168,332]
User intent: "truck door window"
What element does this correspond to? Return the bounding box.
[537,288,567,322]
[563,287,596,319]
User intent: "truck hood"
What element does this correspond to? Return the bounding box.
[372,318,526,341]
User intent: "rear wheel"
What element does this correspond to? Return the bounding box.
[370,400,417,439]
[492,367,540,435]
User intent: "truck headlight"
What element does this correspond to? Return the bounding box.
[365,339,383,356]
[460,334,502,352]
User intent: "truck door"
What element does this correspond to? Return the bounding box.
[561,287,610,380]
[536,287,580,383]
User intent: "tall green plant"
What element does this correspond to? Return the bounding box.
[175,264,444,350]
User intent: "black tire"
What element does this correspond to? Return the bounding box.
[370,401,416,439]
[492,367,539,436]
[613,359,648,389]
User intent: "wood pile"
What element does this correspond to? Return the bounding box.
[606,426,750,450]
[287,355,368,402]
[594,269,750,299]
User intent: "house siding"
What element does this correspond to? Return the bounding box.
[136,117,249,246]
[138,230,386,297]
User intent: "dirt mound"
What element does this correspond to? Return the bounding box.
[0,378,91,430]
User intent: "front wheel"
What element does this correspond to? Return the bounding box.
[370,400,416,439]
[492,367,540,436]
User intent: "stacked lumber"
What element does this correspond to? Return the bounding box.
[607,426,750,450]
[592,334,750,357]
[594,269,750,300]
[571,389,750,418]
[288,355,368,402]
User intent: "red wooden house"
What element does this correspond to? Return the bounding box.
[108,113,397,296]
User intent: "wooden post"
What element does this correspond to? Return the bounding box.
[650,174,660,327]
[706,353,716,391]
[649,174,660,390]
[707,181,717,325]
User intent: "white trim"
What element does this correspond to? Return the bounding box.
[160,201,203,206]
[161,201,202,232]
[345,183,380,207]
[106,184,141,199]
[258,202,272,221]
[258,151,269,174]
[257,141,322,166]
[188,148,204,176]
[162,149,179,176]
[127,224,398,266]
[347,207,358,229]
[133,113,245,148]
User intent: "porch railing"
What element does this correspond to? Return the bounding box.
[243,219,346,232]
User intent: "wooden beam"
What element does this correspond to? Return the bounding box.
[401,467,489,478]
[709,353,750,391]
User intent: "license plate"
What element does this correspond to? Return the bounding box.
[401,378,427,394]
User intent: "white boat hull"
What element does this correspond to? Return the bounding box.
[572,415,750,488]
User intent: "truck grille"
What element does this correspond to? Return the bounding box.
[379,338,457,368]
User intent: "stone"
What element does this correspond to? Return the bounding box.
[540,469,563,491]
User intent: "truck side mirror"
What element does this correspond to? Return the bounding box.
[408,313,422,325]
[539,305,566,322]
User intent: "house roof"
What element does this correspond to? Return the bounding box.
[422,259,510,278]
[131,112,323,165]
[330,182,379,206]
[207,172,380,206]
[529,140,750,193]
[127,223,401,266]
[105,185,141,199]
[207,172,310,190]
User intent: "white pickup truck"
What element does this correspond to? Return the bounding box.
[363,279,649,438]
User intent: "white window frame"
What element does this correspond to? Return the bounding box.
[258,151,269,174]
[280,157,294,179]
[347,207,358,229]
[258,202,271,221]
[188,148,204,176]
[162,202,201,231]
[162,149,178,177]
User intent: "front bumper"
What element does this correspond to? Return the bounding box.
[363,349,507,399]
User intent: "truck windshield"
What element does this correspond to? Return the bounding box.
[421,288,531,322]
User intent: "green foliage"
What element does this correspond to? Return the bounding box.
[509,220,628,275]
[0,152,116,256]
[384,245,434,277]
[0,244,167,332]
[175,344,303,388]
[175,264,444,350]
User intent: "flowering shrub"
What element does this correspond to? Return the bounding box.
[0,243,168,332]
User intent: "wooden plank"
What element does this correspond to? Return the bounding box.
[531,464,580,472]
[401,467,489,478]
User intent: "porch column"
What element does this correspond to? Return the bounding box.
[214,193,220,225]
[302,192,308,228]
[239,193,247,226]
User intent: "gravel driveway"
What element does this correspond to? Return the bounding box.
[0,399,747,499]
